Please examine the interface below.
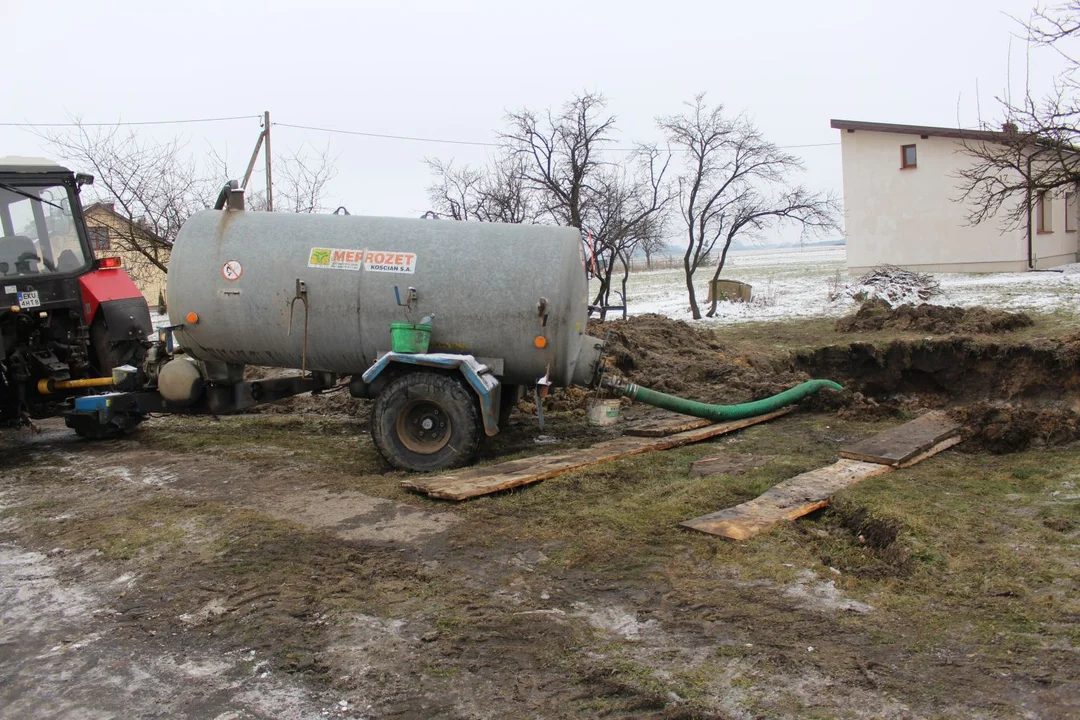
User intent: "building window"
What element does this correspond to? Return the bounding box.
[1037,192,1053,233]
[87,226,110,251]
[1067,191,1077,232]
[901,144,917,169]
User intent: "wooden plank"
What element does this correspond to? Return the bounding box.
[681,416,966,541]
[403,408,792,501]
[681,459,892,540]
[897,435,962,468]
[624,415,714,437]
[838,410,960,467]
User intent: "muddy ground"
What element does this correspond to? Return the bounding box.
[2,311,1079,719]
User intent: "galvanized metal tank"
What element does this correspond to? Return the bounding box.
[167,210,602,387]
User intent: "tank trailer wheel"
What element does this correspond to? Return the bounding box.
[371,372,480,472]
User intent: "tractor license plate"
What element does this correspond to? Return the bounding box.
[17,291,40,309]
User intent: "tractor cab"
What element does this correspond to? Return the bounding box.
[0,158,94,281]
[0,157,152,429]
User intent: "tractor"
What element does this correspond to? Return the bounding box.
[0,157,152,436]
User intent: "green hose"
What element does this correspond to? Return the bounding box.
[618,379,843,422]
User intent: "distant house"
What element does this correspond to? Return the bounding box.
[83,203,169,308]
[831,119,1079,272]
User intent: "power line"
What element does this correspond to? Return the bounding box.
[273,122,499,147]
[274,121,839,151]
[0,115,261,128]
[1,115,841,151]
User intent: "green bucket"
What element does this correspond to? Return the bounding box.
[389,322,432,354]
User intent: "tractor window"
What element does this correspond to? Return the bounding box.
[0,184,88,278]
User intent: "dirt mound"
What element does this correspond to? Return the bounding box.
[801,387,906,422]
[259,388,368,418]
[836,299,1034,334]
[951,403,1080,453]
[591,314,809,403]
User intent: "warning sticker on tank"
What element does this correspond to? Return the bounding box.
[221,260,243,281]
[307,247,416,274]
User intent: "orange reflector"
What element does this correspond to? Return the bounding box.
[98,256,123,268]
[534,336,548,349]
[186,312,199,324]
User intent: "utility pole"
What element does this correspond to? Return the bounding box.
[264,110,273,211]
[241,127,264,191]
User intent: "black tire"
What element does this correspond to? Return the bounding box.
[371,372,481,472]
[89,316,146,376]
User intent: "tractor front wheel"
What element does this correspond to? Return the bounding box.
[371,372,481,472]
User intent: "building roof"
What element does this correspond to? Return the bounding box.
[829,119,1010,143]
[85,202,169,246]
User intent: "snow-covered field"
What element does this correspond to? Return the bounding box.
[602,246,1080,324]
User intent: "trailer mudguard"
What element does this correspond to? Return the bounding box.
[98,297,153,342]
[362,352,502,436]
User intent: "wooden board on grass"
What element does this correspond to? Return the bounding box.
[681,459,894,540]
[624,415,714,437]
[681,413,964,541]
[402,408,792,501]
[838,410,960,467]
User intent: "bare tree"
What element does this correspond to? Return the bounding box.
[583,148,671,315]
[239,144,338,214]
[274,143,338,214]
[957,2,1080,230]
[660,95,838,318]
[639,232,668,270]
[502,92,615,230]
[42,123,211,275]
[425,159,487,221]
[501,93,671,313]
[425,154,537,223]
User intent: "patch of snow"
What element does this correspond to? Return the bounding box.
[783,570,873,614]
[0,543,100,633]
[604,245,1080,324]
[571,601,658,640]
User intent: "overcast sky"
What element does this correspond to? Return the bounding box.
[4,0,1064,244]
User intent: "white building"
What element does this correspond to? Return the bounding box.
[831,119,1079,272]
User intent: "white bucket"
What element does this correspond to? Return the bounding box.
[587,398,621,426]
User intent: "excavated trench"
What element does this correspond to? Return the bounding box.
[794,336,1080,454]
[795,337,1080,410]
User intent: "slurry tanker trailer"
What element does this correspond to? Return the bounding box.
[67,183,838,472]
